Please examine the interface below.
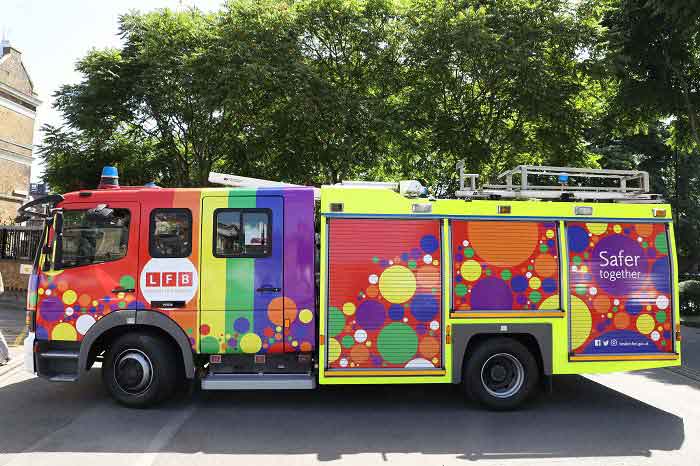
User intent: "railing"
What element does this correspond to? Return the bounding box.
[0,226,42,261]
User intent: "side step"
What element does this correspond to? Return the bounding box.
[39,351,79,360]
[37,350,79,382]
[48,374,79,382]
[201,373,317,390]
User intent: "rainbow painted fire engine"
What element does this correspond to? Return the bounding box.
[20,164,681,409]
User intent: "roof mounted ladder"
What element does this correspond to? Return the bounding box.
[208,172,320,200]
[456,164,660,202]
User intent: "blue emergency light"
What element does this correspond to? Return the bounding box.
[98,166,120,189]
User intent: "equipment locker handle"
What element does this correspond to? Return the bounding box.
[256,286,281,293]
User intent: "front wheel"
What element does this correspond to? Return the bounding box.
[463,337,539,410]
[103,333,179,408]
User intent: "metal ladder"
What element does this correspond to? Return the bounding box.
[456,163,661,202]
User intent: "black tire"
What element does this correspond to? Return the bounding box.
[463,337,539,410]
[102,332,179,408]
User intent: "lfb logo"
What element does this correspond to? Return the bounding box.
[145,271,193,288]
[140,258,199,304]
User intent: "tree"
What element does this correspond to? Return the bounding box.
[390,0,601,195]
[38,125,163,192]
[591,120,700,273]
[43,3,300,188]
[259,0,402,185]
[602,0,700,146]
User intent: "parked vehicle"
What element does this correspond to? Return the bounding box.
[21,165,681,409]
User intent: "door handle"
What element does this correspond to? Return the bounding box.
[256,286,281,293]
[112,287,135,294]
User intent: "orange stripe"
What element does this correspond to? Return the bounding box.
[569,354,679,362]
[450,312,564,319]
[324,370,446,377]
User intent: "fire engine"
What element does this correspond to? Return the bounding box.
[19,164,681,409]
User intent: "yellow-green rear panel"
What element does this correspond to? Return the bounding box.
[318,187,680,384]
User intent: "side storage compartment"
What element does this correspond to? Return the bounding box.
[566,222,676,357]
[325,218,444,373]
[451,220,561,314]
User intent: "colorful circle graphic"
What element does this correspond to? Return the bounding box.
[467,221,538,266]
[636,314,655,334]
[570,295,592,349]
[355,300,386,331]
[377,323,418,364]
[470,277,512,310]
[240,333,262,353]
[378,265,416,303]
[328,338,341,362]
[460,260,482,281]
[410,294,439,321]
[51,322,77,341]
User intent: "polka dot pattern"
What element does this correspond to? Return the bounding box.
[452,221,560,312]
[328,220,442,369]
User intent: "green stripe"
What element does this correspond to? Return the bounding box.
[225,192,256,352]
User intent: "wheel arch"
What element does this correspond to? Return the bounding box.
[79,310,196,379]
[451,323,552,383]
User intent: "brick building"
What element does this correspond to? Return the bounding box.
[0,38,40,223]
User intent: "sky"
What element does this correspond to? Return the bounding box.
[1,0,223,182]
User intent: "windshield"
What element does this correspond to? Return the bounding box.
[57,209,131,268]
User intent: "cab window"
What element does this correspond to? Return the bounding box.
[58,209,130,268]
[150,209,192,258]
[214,209,271,257]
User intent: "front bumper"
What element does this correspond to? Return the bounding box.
[23,331,36,374]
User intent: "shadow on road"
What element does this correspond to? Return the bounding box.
[635,368,700,390]
[0,371,685,462]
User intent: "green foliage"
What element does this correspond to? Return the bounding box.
[39,125,162,192]
[36,0,700,273]
[602,0,700,145]
[589,0,700,273]
[40,0,604,193]
[591,122,700,273]
[679,280,700,315]
[391,0,602,194]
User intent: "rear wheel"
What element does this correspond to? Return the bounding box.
[103,333,179,408]
[464,337,539,410]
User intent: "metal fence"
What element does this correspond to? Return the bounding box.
[0,226,42,261]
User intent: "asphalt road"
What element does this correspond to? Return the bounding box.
[0,354,698,466]
[1,316,699,465]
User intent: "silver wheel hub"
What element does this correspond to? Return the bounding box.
[480,352,525,399]
[114,349,153,395]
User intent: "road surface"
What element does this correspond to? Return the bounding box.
[0,355,698,465]
[0,320,699,465]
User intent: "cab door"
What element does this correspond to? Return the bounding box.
[36,201,140,342]
[199,194,284,354]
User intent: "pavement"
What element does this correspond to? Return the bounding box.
[0,293,26,347]
[682,314,700,328]
[1,306,699,465]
